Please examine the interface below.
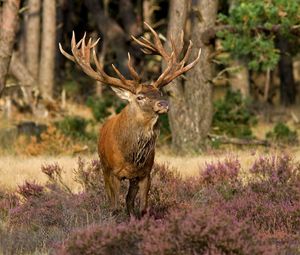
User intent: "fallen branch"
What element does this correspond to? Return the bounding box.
[208,134,271,147]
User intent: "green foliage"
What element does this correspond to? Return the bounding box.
[86,95,126,122]
[158,114,171,142]
[213,90,256,138]
[62,80,81,98]
[56,116,93,140]
[266,122,298,144]
[217,0,300,71]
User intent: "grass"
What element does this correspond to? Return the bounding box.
[1,149,297,191]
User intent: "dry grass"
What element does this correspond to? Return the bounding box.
[2,148,300,192]
[0,155,84,192]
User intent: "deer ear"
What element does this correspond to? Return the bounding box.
[111,87,133,101]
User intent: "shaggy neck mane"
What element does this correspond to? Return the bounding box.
[116,104,160,167]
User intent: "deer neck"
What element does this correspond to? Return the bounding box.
[115,104,159,167]
[118,104,159,137]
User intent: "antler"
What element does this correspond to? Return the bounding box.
[131,22,201,88]
[59,32,142,94]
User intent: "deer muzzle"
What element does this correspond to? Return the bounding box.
[154,100,169,114]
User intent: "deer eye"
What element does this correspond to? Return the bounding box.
[137,95,145,101]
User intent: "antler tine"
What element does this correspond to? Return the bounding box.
[179,40,193,66]
[144,22,170,60]
[152,52,175,87]
[60,31,139,94]
[81,32,87,58]
[127,53,141,82]
[111,64,128,85]
[170,30,184,59]
[131,35,156,55]
[170,35,179,60]
[59,43,75,62]
[92,47,109,79]
[164,48,202,86]
[132,22,201,89]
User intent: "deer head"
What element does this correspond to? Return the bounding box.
[59,22,201,118]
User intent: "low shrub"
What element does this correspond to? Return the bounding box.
[58,208,271,255]
[0,189,19,219]
[1,156,300,254]
[212,90,256,138]
[56,116,89,139]
[266,122,298,145]
[2,160,110,254]
[15,124,95,156]
[86,95,126,122]
[201,157,241,186]
[148,164,183,218]
[15,125,73,155]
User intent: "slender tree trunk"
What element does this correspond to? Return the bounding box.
[0,0,21,96]
[277,37,296,106]
[143,0,155,25]
[10,52,38,90]
[9,52,38,110]
[228,1,249,98]
[39,0,56,98]
[230,60,250,98]
[25,0,41,78]
[84,0,129,76]
[166,0,218,153]
[119,0,140,36]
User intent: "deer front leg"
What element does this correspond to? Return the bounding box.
[138,174,151,216]
[103,172,121,213]
[126,178,139,216]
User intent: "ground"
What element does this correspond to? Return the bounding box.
[1,148,298,191]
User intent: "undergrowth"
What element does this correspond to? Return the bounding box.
[212,90,257,139]
[266,122,298,145]
[0,155,300,254]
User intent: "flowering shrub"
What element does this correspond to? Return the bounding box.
[219,155,300,237]
[201,157,241,185]
[1,155,300,254]
[73,157,105,194]
[0,189,19,218]
[148,163,183,218]
[58,208,271,255]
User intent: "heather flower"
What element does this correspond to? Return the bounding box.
[201,157,241,185]
[18,181,44,199]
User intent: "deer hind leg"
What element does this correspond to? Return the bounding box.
[138,174,151,216]
[103,172,121,213]
[126,178,139,216]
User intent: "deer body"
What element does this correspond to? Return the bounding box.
[98,86,164,215]
[99,107,159,179]
[59,22,201,216]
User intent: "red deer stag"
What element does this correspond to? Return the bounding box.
[59,22,201,216]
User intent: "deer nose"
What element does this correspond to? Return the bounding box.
[154,100,169,113]
[157,100,169,108]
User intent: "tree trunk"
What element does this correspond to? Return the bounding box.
[10,52,38,89]
[84,0,129,76]
[277,37,296,106]
[119,0,140,36]
[39,0,56,98]
[229,60,250,98]
[143,0,155,25]
[228,0,249,99]
[0,0,21,96]
[8,52,38,111]
[166,0,217,153]
[25,0,41,78]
